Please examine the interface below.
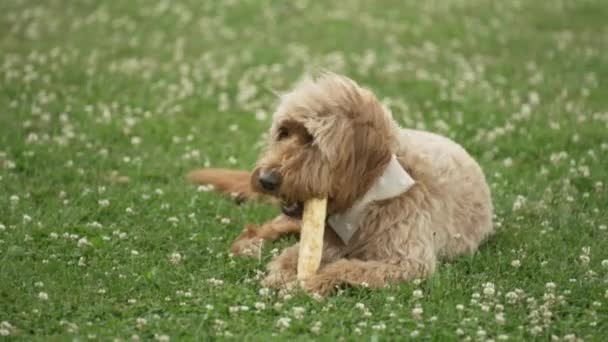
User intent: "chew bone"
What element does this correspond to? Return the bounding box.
[297,197,328,281]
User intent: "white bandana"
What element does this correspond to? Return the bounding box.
[327,154,415,244]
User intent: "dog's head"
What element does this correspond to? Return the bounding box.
[251,73,399,218]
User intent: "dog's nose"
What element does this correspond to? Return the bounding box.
[258,169,281,192]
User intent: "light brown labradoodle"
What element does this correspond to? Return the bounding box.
[189,73,494,296]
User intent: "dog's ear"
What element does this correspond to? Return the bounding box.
[304,115,354,164]
[306,95,394,212]
[353,89,395,172]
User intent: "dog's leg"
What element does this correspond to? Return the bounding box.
[187,168,276,204]
[230,215,301,257]
[261,243,300,291]
[303,256,435,297]
[261,229,344,293]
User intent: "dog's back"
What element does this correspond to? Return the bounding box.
[397,129,494,260]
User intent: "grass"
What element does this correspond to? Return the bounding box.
[1,0,607,340]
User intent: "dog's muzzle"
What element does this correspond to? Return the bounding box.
[257,169,281,192]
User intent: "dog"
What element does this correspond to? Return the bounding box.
[189,73,494,296]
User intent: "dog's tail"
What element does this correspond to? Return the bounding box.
[187,168,275,204]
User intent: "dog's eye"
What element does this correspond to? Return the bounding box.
[303,131,314,144]
[277,127,289,140]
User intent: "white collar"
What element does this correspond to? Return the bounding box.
[327,154,415,244]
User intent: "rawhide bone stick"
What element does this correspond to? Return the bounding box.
[297,197,328,281]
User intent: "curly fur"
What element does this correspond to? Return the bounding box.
[190,72,494,296]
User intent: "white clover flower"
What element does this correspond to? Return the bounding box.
[412,289,424,299]
[98,199,110,207]
[310,321,322,334]
[512,195,526,211]
[255,110,267,121]
[38,292,48,301]
[77,237,89,248]
[207,278,224,286]
[155,334,170,342]
[276,317,291,329]
[197,185,214,192]
[254,302,265,310]
[372,322,386,331]
[505,291,518,304]
[292,307,305,319]
[511,259,521,268]
[412,306,423,319]
[530,326,543,335]
[496,313,505,325]
[136,317,147,328]
[483,284,496,297]
[88,221,102,229]
[168,252,182,265]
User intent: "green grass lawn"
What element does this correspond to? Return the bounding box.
[1,0,607,340]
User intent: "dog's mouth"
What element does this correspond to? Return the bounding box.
[281,200,304,219]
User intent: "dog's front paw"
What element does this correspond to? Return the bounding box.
[261,269,297,289]
[230,225,263,258]
[231,236,263,258]
[301,274,339,298]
